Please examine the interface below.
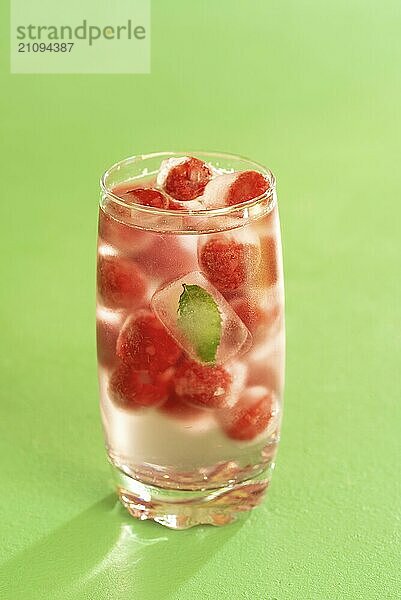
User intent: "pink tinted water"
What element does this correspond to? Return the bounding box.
[97,183,284,491]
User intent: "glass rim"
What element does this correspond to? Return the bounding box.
[100,151,277,218]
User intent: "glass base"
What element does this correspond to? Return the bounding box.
[112,463,273,529]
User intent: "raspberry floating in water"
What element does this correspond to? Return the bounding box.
[109,363,170,410]
[229,297,267,334]
[174,359,232,409]
[221,386,277,441]
[226,171,270,206]
[117,309,182,373]
[198,233,261,294]
[157,156,213,201]
[120,187,170,209]
[98,182,167,253]
[202,170,270,209]
[230,296,281,337]
[97,254,147,309]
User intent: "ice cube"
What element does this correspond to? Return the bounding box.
[151,271,252,364]
[200,172,237,209]
[246,332,285,395]
[168,199,204,212]
[157,157,188,188]
[119,186,170,209]
[96,307,125,370]
[138,235,198,284]
[226,361,247,407]
[229,284,283,342]
[200,170,270,209]
[219,385,279,442]
[98,207,153,256]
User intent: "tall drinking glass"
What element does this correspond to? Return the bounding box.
[97,152,285,528]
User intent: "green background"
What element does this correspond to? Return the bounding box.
[1,1,400,598]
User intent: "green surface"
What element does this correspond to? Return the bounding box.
[1,1,400,598]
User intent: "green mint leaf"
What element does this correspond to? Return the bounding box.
[177,284,222,363]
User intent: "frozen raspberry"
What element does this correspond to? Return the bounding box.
[174,359,232,409]
[198,235,261,293]
[117,309,182,373]
[259,236,279,288]
[96,312,123,369]
[225,171,270,207]
[120,187,170,209]
[202,170,270,209]
[109,363,169,410]
[99,182,164,254]
[158,157,213,201]
[97,254,147,309]
[247,359,281,392]
[159,391,206,421]
[221,386,276,441]
[229,297,267,334]
[230,297,280,336]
